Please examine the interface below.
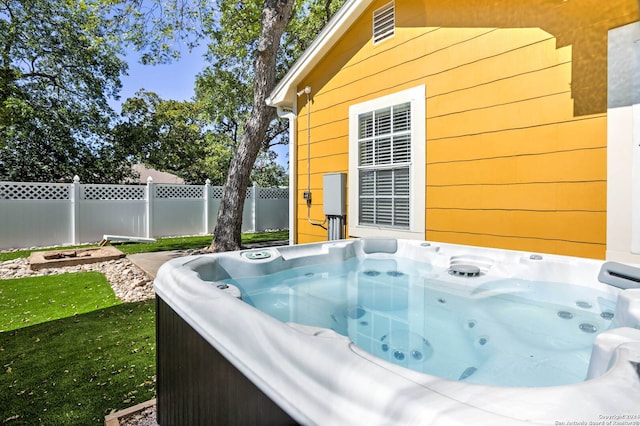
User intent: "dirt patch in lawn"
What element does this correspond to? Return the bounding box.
[28,246,126,270]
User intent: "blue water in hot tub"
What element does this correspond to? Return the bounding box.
[222,256,617,387]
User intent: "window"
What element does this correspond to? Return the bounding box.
[358,103,411,228]
[348,86,425,239]
[372,1,395,44]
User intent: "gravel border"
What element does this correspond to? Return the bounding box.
[0,256,155,302]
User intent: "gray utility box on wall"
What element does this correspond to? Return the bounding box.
[323,173,346,216]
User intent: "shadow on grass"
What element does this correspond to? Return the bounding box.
[0,272,121,333]
[0,230,290,260]
[114,235,213,254]
[115,230,289,254]
[0,300,156,425]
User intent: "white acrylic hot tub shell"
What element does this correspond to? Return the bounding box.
[154,239,640,425]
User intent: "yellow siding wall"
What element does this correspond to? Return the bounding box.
[294,0,638,258]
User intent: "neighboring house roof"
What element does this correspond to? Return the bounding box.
[132,164,185,184]
[267,0,372,109]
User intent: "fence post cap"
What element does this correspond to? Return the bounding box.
[147,176,153,184]
[205,179,211,185]
[73,175,80,183]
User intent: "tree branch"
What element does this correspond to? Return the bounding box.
[325,0,333,22]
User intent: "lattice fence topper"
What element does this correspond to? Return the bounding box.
[207,187,283,199]
[209,186,224,198]
[0,182,70,200]
[259,188,288,199]
[155,184,204,199]
[82,185,146,200]
[0,179,288,248]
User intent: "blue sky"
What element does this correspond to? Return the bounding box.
[112,46,289,167]
[112,45,206,108]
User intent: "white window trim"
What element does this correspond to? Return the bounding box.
[348,85,426,240]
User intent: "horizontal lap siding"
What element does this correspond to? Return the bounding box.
[420,24,606,257]
[294,0,617,257]
[296,106,348,241]
[428,211,606,248]
[426,181,606,212]
[427,147,606,185]
[426,230,605,259]
[427,117,606,162]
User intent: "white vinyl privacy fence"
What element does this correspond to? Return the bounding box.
[0,177,288,250]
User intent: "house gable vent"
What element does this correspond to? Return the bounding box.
[373,1,395,44]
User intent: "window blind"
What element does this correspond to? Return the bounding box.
[358,102,411,228]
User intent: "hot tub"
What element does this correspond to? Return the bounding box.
[154,238,640,425]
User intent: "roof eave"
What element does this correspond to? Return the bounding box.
[266,0,373,109]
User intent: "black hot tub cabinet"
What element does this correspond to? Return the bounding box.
[156,297,297,425]
[154,238,640,425]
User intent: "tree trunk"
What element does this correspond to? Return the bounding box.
[211,0,295,252]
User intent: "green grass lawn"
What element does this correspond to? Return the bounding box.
[0,300,155,425]
[0,230,289,261]
[0,272,120,332]
[0,230,288,424]
[114,229,289,254]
